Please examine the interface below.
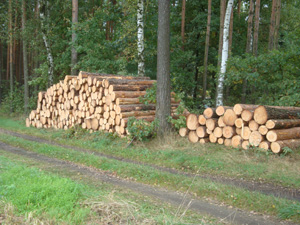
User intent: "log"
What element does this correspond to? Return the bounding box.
[111,91,146,100]
[233,104,259,115]
[91,118,99,130]
[259,141,270,150]
[242,140,250,150]
[188,131,199,143]
[199,138,209,144]
[116,97,179,105]
[103,78,156,88]
[209,133,217,143]
[186,114,199,130]
[223,109,237,126]
[120,110,156,118]
[115,104,156,114]
[266,127,300,142]
[232,135,242,148]
[258,125,268,135]
[206,118,218,131]
[270,139,300,154]
[265,119,300,130]
[223,126,236,139]
[203,108,217,119]
[241,110,253,122]
[179,127,188,137]
[206,128,213,134]
[249,120,259,131]
[249,131,264,146]
[218,116,226,127]
[26,118,30,127]
[78,71,151,80]
[217,138,224,145]
[198,115,206,125]
[213,127,223,138]
[216,106,232,116]
[109,84,152,93]
[196,126,208,138]
[254,105,300,125]
[224,138,232,147]
[241,126,251,140]
[235,118,246,128]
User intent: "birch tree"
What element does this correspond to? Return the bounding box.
[156,0,171,135]
[137,0,145,77]
[38,0,54,87]
[71,0,78,75]
[22,0,29,112]
[215,0,234,106]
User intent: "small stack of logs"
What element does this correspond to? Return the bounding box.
[179,104,300,154]
[26,71,180,136]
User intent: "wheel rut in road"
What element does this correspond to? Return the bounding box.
[0,141,291,225]
[0,128,299,203]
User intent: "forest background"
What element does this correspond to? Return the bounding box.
[0,0,299,114]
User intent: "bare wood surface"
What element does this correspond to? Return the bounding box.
[223,109,237,126]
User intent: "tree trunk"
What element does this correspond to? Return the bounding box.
[228,9,234,55]
[266,119,300,130]
[181,0,186,49]
[156,0,171,135]
[215,0,234,107]
[137,0,145,76]
[22,0,29,113]
[253,0,260,56]
[266,127,300,142]
[202,0,211,100]
[71,0,78,75]
[217,0,226,69]
[39,0,54,87]
[273,0,281,49]
[0,41,2,103]
[9,0,13,112]
[268,0,276,51]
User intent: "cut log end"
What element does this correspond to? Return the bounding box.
[223,109,237,126]
[188,131,199,143]
[186,114,199,130]
[179,127,188,137]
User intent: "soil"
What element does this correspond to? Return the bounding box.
[1,128,299,202]
[0,141,294,225]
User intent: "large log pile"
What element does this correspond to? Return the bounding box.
[26,71,180,137]
[179,104,300,154]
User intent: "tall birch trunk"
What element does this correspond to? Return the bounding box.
[253,0,260,56]
[9,0,13,112]
[215,0,234,107]
[22,0,29,112]
[202,0,212,100]
[38,0,54,87]
[181,0,186,49]
[71,0,78,75]
[137,0,145,77]
[228,9,234,55]
[156,0,171,135]
[274,0,281,49]
[268,0,276,51]
[217,0,226,69]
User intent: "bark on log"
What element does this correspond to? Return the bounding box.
[120,110,156,118]
[79,71,151,80]
[116,97,179,105]
[103,78,156,88]
[266,119,300,130]
[223,109,237,126]
[186,114,199,130]
[270,139,300,153]
[115,104,156,114]
[266,127,300,142]
[111,91,146,100]
[109,84,152,92]
[254,105,300,125]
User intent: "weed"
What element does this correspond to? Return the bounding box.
[279,203,300,219]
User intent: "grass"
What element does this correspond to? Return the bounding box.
[0,154,219,225]
[0,134,299,222]
[0,115,300,189]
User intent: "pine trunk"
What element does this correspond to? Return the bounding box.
[273,0,281,49]
[9,0,13,112]
[71,0,78,75]
[268,0,277,50]
[181,0,186,48]
[253,0,260,56]
[22,0,29,113]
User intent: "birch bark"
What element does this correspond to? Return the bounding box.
[215,0,234,107]
[137,0,145,76]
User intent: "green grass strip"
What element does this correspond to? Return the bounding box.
[0,134,299,221]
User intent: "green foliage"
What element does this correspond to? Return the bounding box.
[139,83,157,105]
[281,147,294,156]
[62,124,89,139]
[168,103,187,130]
[127,117,159,141]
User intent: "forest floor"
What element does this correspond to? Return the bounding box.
[0,115,299,224]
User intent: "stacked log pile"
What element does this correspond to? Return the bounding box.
[179,104,300,154]
[26,71,180,136]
